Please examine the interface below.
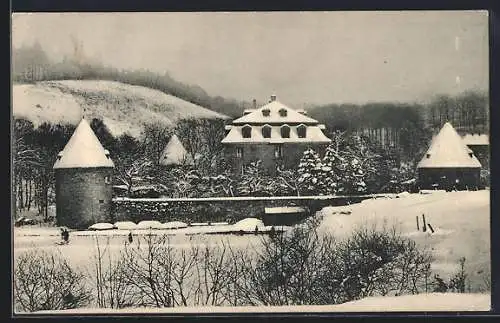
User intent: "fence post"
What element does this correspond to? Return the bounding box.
[422,214,427,232]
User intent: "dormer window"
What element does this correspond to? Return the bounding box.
[104,149,111,159]
[297,124,307,138]
[280,125,290,138]
[242,125,252,138]
[279,109,288,117]
[57,151,63,160]
[262,109,270,117]
[262,125,272,138]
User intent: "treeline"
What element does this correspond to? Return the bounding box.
[306,91,488,163]
[12,42,249,118]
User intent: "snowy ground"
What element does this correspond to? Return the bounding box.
[13,190,491,312]
[317,189,491,290]
[31,293,490,313]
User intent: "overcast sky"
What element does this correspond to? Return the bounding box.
[12,11,489,105]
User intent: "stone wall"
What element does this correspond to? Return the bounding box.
[55,167,113,229]
[110,195,371,225]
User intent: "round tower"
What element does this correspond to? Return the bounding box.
[53,118,115,229]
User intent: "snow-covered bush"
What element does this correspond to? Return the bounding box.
[113,221,137,230]
[162,221,188,229]
[88,223,115,231]
[233,218,265,232]
[136,220,164,230]
[14,248,91,312]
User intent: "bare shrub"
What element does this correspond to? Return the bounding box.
[227,216,336,306]
[448,257,467,293]
[327,224,433,302]
[89,236,136,309]
[480,271,491,292]
[227,217,433,306]
[119,233,176,307]
[192,240,234,306]
[14,248,91,312]
[170,244,200,306]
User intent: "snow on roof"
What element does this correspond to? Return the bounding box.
[221,125,331,144]
[232,100,319,124]
[417,122,481,169]
[462,133,489,146]
[264,206,307,214]
[53,118,115,169]
[159,134,193,166]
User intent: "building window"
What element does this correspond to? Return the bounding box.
[104,176,111,184]
[99,199,104,204]
[297,124,307,138]
[236,147,243,158]
[279,108,288,117]
[262,125,272,138]
[242,125,252,138]
[280,125,290,138]
[262,109,270,117]
[275,145,283,158]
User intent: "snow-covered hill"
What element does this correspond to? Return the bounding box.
[12,80,229,137]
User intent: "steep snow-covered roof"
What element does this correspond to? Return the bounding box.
[462,133,489,146]
[159,134,193,166]
[232,100,319,124]
[53,118,115,169]
[221,125,331,144]
[417,122,481,169]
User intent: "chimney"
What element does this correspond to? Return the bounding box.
[270,94,277,102]
[252,99,257,109]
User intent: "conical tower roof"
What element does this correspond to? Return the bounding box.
[417,122,481,169]
[53,118,115,169]
[159,134,193,166]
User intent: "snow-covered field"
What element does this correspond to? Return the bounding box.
[31,293,489,314]
[318,189,491,290]
[13,190,491,312]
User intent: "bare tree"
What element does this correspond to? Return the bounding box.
[115,157,153,197]
[14,248,91,312]
[141,122,172,165]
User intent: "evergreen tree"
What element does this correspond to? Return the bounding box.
[321,144,343,195]
[297,148,327,195]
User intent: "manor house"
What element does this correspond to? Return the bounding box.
[222,95,331,175]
